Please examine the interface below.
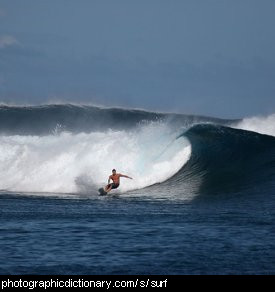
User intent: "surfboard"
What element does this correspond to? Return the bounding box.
[98,187,107,196]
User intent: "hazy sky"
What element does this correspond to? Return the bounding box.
[0,0,275,118]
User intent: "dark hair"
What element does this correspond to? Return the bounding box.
[112,169,116,172]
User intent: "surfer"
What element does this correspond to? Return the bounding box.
[104,169,133,193]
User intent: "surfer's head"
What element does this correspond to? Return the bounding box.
[112,169,116,174]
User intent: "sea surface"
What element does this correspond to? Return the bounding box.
[0,104,275,274]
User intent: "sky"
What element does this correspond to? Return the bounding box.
[0,0,275,118]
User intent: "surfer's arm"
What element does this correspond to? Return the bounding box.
[108,176,111,184]
[120,174,133,179]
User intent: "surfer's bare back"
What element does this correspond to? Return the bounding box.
[104,169,133,193]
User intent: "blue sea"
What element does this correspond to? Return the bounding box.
[0,104,275,275]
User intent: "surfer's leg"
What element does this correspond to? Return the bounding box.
[105,184,112,192]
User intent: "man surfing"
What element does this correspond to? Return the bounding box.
[104,169,133,193]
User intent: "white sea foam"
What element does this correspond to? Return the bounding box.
[0,122,191,194]
[234,113,275,137]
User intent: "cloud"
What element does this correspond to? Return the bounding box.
[0,35,19,49]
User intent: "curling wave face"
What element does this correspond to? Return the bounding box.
[178,124,275,196]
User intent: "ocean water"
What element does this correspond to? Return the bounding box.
[0,104,275,275]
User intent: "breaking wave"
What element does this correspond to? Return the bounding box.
[0,104,274,198]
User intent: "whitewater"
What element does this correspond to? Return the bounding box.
[0,122,190,193]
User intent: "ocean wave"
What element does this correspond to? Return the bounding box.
[0,103,235,135]
[175,124,275,195]
[0,104,274,198]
